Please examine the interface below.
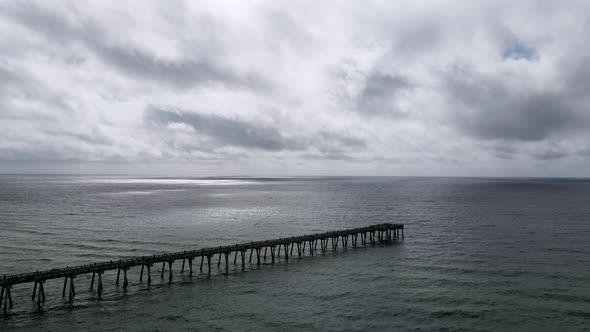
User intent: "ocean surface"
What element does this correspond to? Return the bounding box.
[0,175,589,331]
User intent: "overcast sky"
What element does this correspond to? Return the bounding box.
[1,1,589,176]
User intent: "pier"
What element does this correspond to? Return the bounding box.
[0,223,403,313]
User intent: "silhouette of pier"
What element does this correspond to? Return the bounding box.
[0,223,404,313]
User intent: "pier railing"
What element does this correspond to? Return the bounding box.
[0,223,403,313]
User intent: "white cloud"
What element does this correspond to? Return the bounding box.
[1,0,589,176]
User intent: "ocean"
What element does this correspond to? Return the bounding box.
[0,175,589,331]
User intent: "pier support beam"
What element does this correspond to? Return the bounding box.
[63,276,76,302]
[62,277,68,297]
[241,250,247,269]
[90,272,95,290]
[140,264,152,284]
[39,280,46,306]
[97,272,104,296]
[69,277,75,302]
[33,280,45,306]
[2,285,13,313]
[224,252,230,273]
[161,261,173,281]
[123,268,129,290]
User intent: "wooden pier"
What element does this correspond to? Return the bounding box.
[0,223,403,313]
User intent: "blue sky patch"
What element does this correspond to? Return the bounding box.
[502,39,539,61]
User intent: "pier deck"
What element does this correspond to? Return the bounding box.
[0,223,404,313]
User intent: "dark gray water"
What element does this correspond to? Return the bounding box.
[1,175,589,331]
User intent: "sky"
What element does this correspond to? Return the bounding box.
[1,0,589,177]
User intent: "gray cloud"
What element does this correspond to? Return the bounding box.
[318,131,366,149]
[0,65,71,112]
[393,19,442,57]
[491,144,516,160]
[43,127,113,147]
[0,2,266,90]
[533,151,567,160]
[301,152,356,161]
[145,107,368,156]
[0,2,77,42]
[444,65,588,142]
[357,73,411,116]
[0,66,39,100]
[94,44,268,90]
[563,54,590,98]
[145,107,297,151]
